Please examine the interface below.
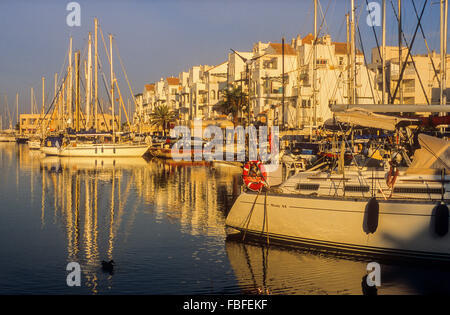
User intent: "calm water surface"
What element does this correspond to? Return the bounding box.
[1,143,450,295]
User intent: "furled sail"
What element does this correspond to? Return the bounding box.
[407,134,450,173]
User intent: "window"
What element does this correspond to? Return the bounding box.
[263,58,278,69]
[316,59,327,65]
[300,72,309,85]
[271,82,282,94]
[210,90,216,100]
[301,99,311,108]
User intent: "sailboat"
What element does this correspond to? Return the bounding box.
[226,111,450,261]
[28,139,41,150]
[40,19,150,157]
[226,0,450,261]
[52,138,150,157]
[0,94,16,142]
[0,130,16,142]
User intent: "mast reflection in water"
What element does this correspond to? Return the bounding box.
[2,143,450,295]
[0,143,241,294]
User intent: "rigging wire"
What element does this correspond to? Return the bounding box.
[389,0,430,104]
[411,0,441,86]
[357,25,380,104]
[390,0,429,103]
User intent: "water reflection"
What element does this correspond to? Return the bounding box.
[4,143,450,294]
[225,239,450,295]
[6,144,242,294]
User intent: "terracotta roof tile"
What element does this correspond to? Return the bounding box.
[333,42,363,55]
[166,77,180,85]
[302,34,314,45]
[268,43,296,55]
[301,35,363,56]
[145,84,155,91]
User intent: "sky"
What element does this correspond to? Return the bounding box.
[0,0,446,126]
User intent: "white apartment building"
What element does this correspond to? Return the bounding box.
[178,71,190,124]
[134,34,378,132]
[133,93,143,126]
[203,61,228,119]
[187,65,212,120]
[248,41,298,128]
[142,84,155,123]
[370,46,450,105]
[220,35,376,130]
[294,34,377,129]
[154,78,166,108]
[164,77,180,112]
[227,51,254,84]
[135,77,181,129]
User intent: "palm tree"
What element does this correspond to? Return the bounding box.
[149,104,177,136]
[216,86,248,125]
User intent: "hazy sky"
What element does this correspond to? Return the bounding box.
[0,0,445,125]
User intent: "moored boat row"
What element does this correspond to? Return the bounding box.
[225,108,450,262]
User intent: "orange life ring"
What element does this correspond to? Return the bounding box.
[242,160,268,192]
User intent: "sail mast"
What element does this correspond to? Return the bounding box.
[31,87,34,115]
[351,0,356,105]
[445,0,448,105]
[54,73,57,100]
[68,37,73,128]
[94,18,98,131]
[398,0,403,104]
[110,34,115,143]
[313,0,317,126]
[41,76,45,135]
[441,0,448,105]
[86,32,92,129]
[61,81,65,130]
[282,36,285,129]
[346,14,351,104]
[16,93,19,130]
[54,73,58,130]
[75,51,80,132]
[382,0,386,104]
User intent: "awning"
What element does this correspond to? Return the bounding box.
[334,109,420,131]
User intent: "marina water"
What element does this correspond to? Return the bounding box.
[2,143,450,295]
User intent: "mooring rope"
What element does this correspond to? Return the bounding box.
[242,189,261,242]
[264,190,269,246]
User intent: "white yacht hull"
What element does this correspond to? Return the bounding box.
[226,192,450,260]
[0,135,16,142]
[41,146,59,155]
[53,144,149,157]
[28,140,41,150]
